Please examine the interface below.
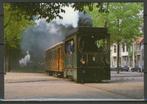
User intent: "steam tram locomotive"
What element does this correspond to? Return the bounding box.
[45,27,110,83]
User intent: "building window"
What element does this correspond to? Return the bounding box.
[122,44,125,52]
[114,45,116,53]
[126,44,128,52]
[137,44,140,50]
[122,56,128,66]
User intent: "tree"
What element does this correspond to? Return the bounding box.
[4,2,105,72]
[8,3,106,22]
[84,3,109,27]
[108,3,143,74]
[4,4,34,72]
[85,3,143,73]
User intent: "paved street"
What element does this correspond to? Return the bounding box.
[4,71,144,100]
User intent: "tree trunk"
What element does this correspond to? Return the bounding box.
[5,46,12,72]
[132,42,135,68]
[116,18,121,74]
[117,41,120,74]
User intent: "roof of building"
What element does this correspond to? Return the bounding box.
[135,36,144,44]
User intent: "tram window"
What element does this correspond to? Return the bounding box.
[65,39,74,54]
[79,36,107,52]
[96,39,106,48]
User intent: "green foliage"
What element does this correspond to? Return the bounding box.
[85,3,143,44]
[8,3,106,22]
[84,4,109,27]
[108,3,143,43]
[9,3,68,22]
[4,3,34,49]
[4,2,109,49]
[4,3,143,48]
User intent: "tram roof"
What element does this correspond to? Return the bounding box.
[45,41,64,51]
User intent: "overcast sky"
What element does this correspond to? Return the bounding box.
[35,6,79,28]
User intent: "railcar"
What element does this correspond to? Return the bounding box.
[45,27,110,83]
[45,42,64,77]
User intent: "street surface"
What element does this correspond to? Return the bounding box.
[4,71,144,100]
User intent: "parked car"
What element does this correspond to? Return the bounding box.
[142,68,144,72]
[131,66,141,72]
[111,66,129,72]
[119,66,129,71]
[110,67,117,71]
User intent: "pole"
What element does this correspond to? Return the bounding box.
[0,0,4,99]
[132,42,135,68]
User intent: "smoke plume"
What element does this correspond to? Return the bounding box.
[21,20,73,62]
[78,12,93,27]
[20,8,93,64]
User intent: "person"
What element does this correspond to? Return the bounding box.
[70,40,74,54]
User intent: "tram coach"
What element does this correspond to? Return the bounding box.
[45,42,64,77]
[45,27,110,83]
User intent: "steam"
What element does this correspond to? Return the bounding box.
[21,20,73,62]
[19,51,30,66]
[78,12,93,27]
[20,6,92,65]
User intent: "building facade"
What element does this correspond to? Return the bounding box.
[110,36,144,70]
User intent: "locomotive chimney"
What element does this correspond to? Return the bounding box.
[78,12,93,27]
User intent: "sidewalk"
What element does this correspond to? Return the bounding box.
[5,72,61,83]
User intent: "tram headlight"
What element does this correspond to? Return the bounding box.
[92,56,96,62]
[80,56,86,65]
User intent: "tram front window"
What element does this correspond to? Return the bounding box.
[65,39,74,55]
[79,35,105,52]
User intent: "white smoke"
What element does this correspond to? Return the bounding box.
[19,51,31,66]
[20,20,74,62]
[20,5,92,65]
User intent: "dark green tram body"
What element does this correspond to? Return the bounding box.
[45,27,110,83]
[64,27,110,83]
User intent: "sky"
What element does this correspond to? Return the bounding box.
[35,6,79,28]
